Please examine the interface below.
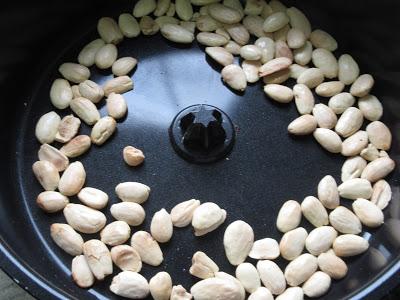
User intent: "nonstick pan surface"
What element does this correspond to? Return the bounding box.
[1,0,400,299]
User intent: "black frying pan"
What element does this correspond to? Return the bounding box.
[1,0,400,299]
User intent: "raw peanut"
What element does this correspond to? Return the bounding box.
[123,146,145,166]
[192,0,221,5]
[171,199,200,227]
[115,182,150,204]
[72,255,94,288]
[329,206,362,234]
[190,251,219,279]
[223,220,254,265]
[180,21,196,33]
[71,85,81,98]
[275,287,304,300]
[38,143,69,171]
[176,0,193,21]
[205,47,234,66]
[95,44,118,69]
[242,60,261,83]
[366,121,392,150]
[263,68,290,84]
[358,94,383,121]
[328,92,355,114]
[276,200,302,232]
[361,144,380,161]
[287,28,306,49]
[224,40,242,55]
[156,16,180,28]
[301,196,328,227]
[171,285,192,299]
[287,115,317,136]
[341,156,367,181]
[333,234,369,257]
[224,23,250,45]
[255,37,275,63]
[317,175,339,209]
[371,180,392,209]
[140,16,160,35]
[341,130,369,157]
[302,271,331,298]
[35,111,61,144]
[243,16,266,38]
[37,191,69,213]
[235,263,260,293]
[58,161,86,196]
[335,107,363,138]
[249,238,280,260]
[197,32,229,46]
[248,287,273,300]
[91,116,117,146]
[273,24,290,42]
[315,81,345,97]
[312,104,337,129]
[55,115,81,143]
[32,160,60,191]
[305,226,337,256]
[131,231,163,266]
[50,79,73,109]
[161,24,194,43]
[191,277,243,300]
[351,74,375,97]
[78,187,108,210]
[361,157,395,183]
[208,4,242,24]
[244,0,263,15]
[97,17,124,44]
[101,221,131,246]
[240,45,262,61]
[279,227,308,261]
[293,84,314,114]
[78,39,105,67]
[110,271,149,298]
[111,245,142,272]
[263,12,289,33]
[70,97,100,125]
[275,40,293,61]
[166,3,175,17]
[339,54,360,85]
[380,150,389,157]
[353,198,384,228]
[297,68,324,88]
[110,202,146,226]
[83,239,113,280]
[259,57,291,77]
[338,178,373,200]
[264,84,293,103]
[118,14,140,38]
[284,253,318,286]
[50,223,84,256]
[221,64,247,91]
[196,15,220,32]
[256,260,286,295]
[309,29,337,51]
[289,64,308,79]
[149,272,173,300]
[287,7,311,38]
[60,135,91,158]
[151,208,173,243]
[312,48,338,79]
[59,63,90,83]
[270,0,287,12]
[78,80,104,103]
[293,41,312,66]
[313,128,342,153]
[133,0,156,17]
[318,250,348,280]
[106,93,128,119]
[154,0,171,17]
[64,204,106,234]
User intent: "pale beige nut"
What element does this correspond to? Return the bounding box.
[59,63,91,83]
[276,200,302,232]
[131,231,163,266]
[221,64,247,91]
[329,206,362,234]
[328,92,355,114]
[133,0,157,17]
[37,191,69,213]
[263,11,289,33]
[270,0,287,12]
[315,81,345,97]
[243,15,266,38]
[95,43,118,69]
[360,143,380,161]
[302,271,331,298]
[301,196,329,227]
[91,116,117,146]
[216,272,246,300]
[235,263,260,293]
[208,3,242,24]
[180,21,196,33]
[313,128,342,154]
[312,48,338,79]
[341,156,367,182]
[151,208,173,243]
[155,0,171,16]
[176,0,193,21]
[309,29,337,51]
[78,39,105,67]
[275,287,304,300]
[171,285,192,300]
[293,83,314,114]
[70,97,100,125]
[225,40,245,55]
[83,239,113,280]
[106,93,128,119]
[263,68,290,84]
[118,14,140,38]
[341,130,369,157]
[351,74,375,97]
[55,115,81,143]
[275,40,293,61]
[205,47,234,66]
[149,272,173,300]
[103,75,133,96]
[110,202,146,226]
[196,16,221,32]
[50,79,73,109]
[60,135,91,158]
[257,260,286,294]
[244,0,263,15]
[224,23,250,45]
[112,57,138,76]
[289,64,308,79]
[338,54,360,85]
[338,178,373,200]
[335,107,364,138]
[58,161,86,196]
[38,144,69,172]
[279,227,308,261]
[78,80,104,103]
[71,255,94,288]
[305,226,337,256]
[123,146,145,166]
[248,287,273,300]
[215,28,230,40]
[166,3,176,17]
[223,220,254,265]
[286,7,311,37]
[191,277,242,300]
[97,17,124,44]
[317,175,339,209]
[297,68,324,89]
[371,180,392,210]
[361,157,395,183]
[240,45,262,61]
[110,271,149,298]
[249,238,280,260]
[312,104,337,129]
[259,57,292,77]
[32,160,60,191]
[156,16,180,28]
[366,121,392,150]
[287,28,306,49]
[242,60,261,83]
[197,32,229,46]
[284,253,318,286]
[101,221,131,246]
[333,234,369,257]
[161,24,195,43]
[255,37,275,63]
[50,223,84,256]
[190,251,219,279]
[115,182,150,203]
[171,199,200,227]
[35,111,61,144]
[111,245,142,272]
[63,204,106,234]
[274,25,290,42]
[264,84,293,103]
[352,198,384,227]
[317,250,348,280]
[293,41,312,66]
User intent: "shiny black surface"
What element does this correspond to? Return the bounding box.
[1,1,400,299]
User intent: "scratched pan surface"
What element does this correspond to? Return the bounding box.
[1,0,400,299]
